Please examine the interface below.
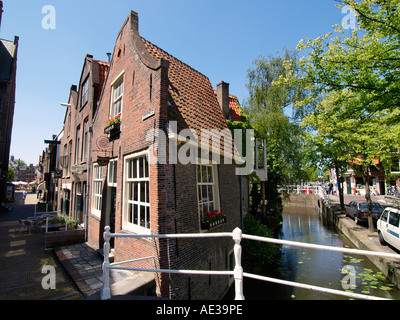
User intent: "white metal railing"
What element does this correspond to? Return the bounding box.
[281,185,331,207]
[100,226,400,300]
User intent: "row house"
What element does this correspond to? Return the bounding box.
[54,11,254,300]
[87,11,242,300]
[56,55,109,229]
[0,1,18,204]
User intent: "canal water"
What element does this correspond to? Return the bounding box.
[232,206,400,300]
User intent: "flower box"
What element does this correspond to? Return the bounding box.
[201,210,226,230]
[104,122,121,134]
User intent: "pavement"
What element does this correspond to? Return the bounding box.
[0,191,153,300]
[0,191,84,300]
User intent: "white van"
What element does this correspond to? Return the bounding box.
[377,207,400,251]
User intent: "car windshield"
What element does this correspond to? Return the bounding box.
[359,203,382,210]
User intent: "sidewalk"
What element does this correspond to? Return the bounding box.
[0,192,83,300]
[0,191,156,300]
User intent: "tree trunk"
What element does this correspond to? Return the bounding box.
[364,168,375,234]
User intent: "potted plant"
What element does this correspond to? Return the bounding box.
[104,113,121,134]
[202,210,226,229]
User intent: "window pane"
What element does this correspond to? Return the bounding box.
[208,166,213,183]
[140,206,146,227]
[139,157,144,178]
[146,181,149,203]
[202,166,207,183]
[133,159,137,179]
[197,165,201,183]
[128,203,133,223]
[144,157,149,177]
[208,186,213,202]
[133,182,138,201]
[146,207,150,229]
[202,185,208,201]
[140,181,146,202]
[133,204,138,225]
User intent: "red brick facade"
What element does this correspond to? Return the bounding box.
[62,11,241,300]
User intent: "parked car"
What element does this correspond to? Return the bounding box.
[345,201,384,226]
[377,207,400,250]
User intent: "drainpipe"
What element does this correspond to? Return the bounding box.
[84,126,93,242]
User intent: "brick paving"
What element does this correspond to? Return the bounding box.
[0,191,84,300]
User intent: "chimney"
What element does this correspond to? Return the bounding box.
[217,81,230,119]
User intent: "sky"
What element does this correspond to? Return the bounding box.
[1,0,349,165]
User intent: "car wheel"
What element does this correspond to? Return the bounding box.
[355,215,359,225]
[379,231,387,246]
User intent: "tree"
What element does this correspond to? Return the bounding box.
[7,167,14,182]
[288,0,400,233]
[242,49,313,222]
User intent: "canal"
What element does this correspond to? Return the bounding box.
[231,206,400,300]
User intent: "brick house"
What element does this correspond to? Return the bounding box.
[87,11,242,299]
[57,55,109,229]
[0,1,18,204]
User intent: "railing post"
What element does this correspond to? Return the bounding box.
[232,227,244,300]
[101,226,111,300]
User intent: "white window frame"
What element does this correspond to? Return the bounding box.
[110,71,124,118]
[92,164,104,217]
[108,158,118,187]
[196,162,220,228]
[123,151,150,234]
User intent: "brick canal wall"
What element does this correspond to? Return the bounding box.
[283,193,320,209]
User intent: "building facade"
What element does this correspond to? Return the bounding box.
[0,1,18,203]
[57,55,109,231]
[86,11,242,299]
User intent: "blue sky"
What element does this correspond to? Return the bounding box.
[1,0,347,165]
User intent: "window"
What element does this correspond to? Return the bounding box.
[75,125,81,164]
[67,113,71,137]
[81,77,89,106]
[381,210,388,223]
[68,141,72,175]
[111,74,124,118]
[93,164,104,216]
[75,183,83,223]
[81,118,88,162]
[197,164,218,223]
[63,144,68,176]
[124,153,150,233]
[389,212,400,228]
[108,159,118,187]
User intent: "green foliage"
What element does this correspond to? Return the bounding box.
[48,215,78,228]
[7,167,14,182]
[243,49,317,190]
[277,0,400,232]
[242,215,279,272]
